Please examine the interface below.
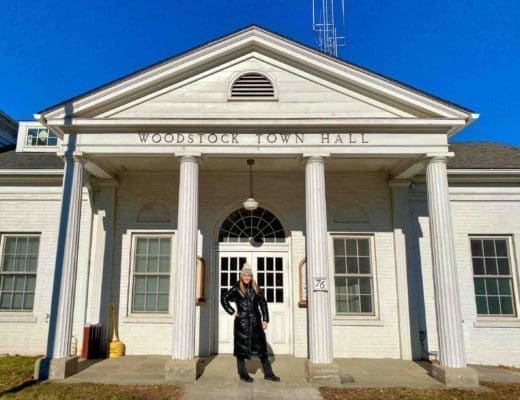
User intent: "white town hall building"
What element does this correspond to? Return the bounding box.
[0,26,519,384]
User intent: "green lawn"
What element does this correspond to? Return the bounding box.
[0,356,184,399]
[320,382,520,400]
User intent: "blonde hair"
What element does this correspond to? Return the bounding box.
[239,276,261,295]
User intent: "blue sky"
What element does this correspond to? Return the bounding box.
[1,0,518,144]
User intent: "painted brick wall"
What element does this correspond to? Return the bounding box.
[0,184,92,356]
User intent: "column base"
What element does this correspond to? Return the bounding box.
[430,364,479,388]
[304,359,353,384]
[34,355,79,380]
[164,358,198,383]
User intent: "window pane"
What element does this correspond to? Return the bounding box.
[486,279,498,295]
[230,258,237,271]
[347,295,360,313]
[275,273,283,286]
[136,238,147,255]
[266,274,273,286]
[483,240,495,256]
[485,258,498,275]
[257,257,264,271]
[148,238,160,254]
[346,257,358,274]
[495,240,508,257]
[335,277,347,295]
[135,256,147,273]
[358,257,370,274]
[28,238,40,254]
[360,295,373,313]
[147,256,159,273]
[23,293,34,310]
[257,273,264,286]
[26,255,38,272]
[345,239,357,255]
[15,256,25,272]
[334,239,345,256]
[275,289,283,303]
[2,276,13,290]
[488,296,500,314]
[275,258,283,271]
[157,294,168,311]
[497,258,510,275]
[266,258,273,271]
[159,256,170,273]
[134,277,146,293]
[145,295,157,311]
[133,294,145,311]
[476,296,488,314]
[474,278,485,295]
[221,273,228,286]
[266,288,274,302]
[472,258,484,275]
[359,277,372,295]
[221,257,228,271]
[500,296,514,315]
[470,239,483,257]
[357,239,369,256]
[497,278,512,296]
[347,277,360,295]
[12,293,23,309]
[47,136,58,146]
[14,276,25,291]
[159,239,170,255]
[146,276,158,292]
[334,257,346,274]
[0,293,12,308]
[2,255,15,271]
[16,238,28,256]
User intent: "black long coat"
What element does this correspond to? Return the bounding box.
[220,281,269,359]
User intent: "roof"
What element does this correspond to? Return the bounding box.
[0,147,63,170]
[447,142,520,169]
[38,25,474,119]
[0,142,518,171]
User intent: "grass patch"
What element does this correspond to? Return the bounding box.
[320,381,520,400]
[0,356,184,399]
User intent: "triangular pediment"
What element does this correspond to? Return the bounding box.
[38,25,476,129]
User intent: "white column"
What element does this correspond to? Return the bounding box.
[171,155,201,360]
[85,180,117,347]
[48,154,85,359]
[390,180,413,360]
[426,156,466,368]
[305,155,333,364]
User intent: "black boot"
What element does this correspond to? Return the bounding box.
[264,373,281,382]
[240,374,254,382]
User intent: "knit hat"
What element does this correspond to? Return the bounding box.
[240,263,253,276]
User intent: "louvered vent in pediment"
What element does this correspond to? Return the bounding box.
[230,73,275,99]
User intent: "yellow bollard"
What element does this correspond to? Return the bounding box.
[108,303,125,358]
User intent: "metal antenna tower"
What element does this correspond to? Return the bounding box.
[312,0,346,57]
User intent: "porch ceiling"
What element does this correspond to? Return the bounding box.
[87,154,415,175]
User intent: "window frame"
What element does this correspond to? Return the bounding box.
[21,125,60,152]
[127,232,175,319]
[0,233,40,313]
[469,235,520,321]
[328,233,381,324]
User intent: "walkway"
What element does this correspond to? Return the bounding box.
[63,354,520,399]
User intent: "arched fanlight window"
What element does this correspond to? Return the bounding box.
[219,207,285,245]
[229,73,275,99]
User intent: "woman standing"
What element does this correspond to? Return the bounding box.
[220,263,281,383]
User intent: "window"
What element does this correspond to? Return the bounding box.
[26,127,58,147]
[131,236,171,313]
[219,207,285,244]
[333,236,374,314]
[470,237,516,316]
[0,235,39,311]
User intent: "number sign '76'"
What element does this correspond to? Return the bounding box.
[312,277,328,291]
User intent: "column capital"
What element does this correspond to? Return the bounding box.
[388,179,411,188]
[302,152,330,163]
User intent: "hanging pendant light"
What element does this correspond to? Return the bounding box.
[243,159,259,211]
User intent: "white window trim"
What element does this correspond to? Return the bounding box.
[122,230,176,323]
[469,234,520,327]
[328,232,382,325]
[0,233,40,321]
[17,123,60,153]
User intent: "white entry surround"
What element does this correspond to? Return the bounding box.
[1,26,520,376]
